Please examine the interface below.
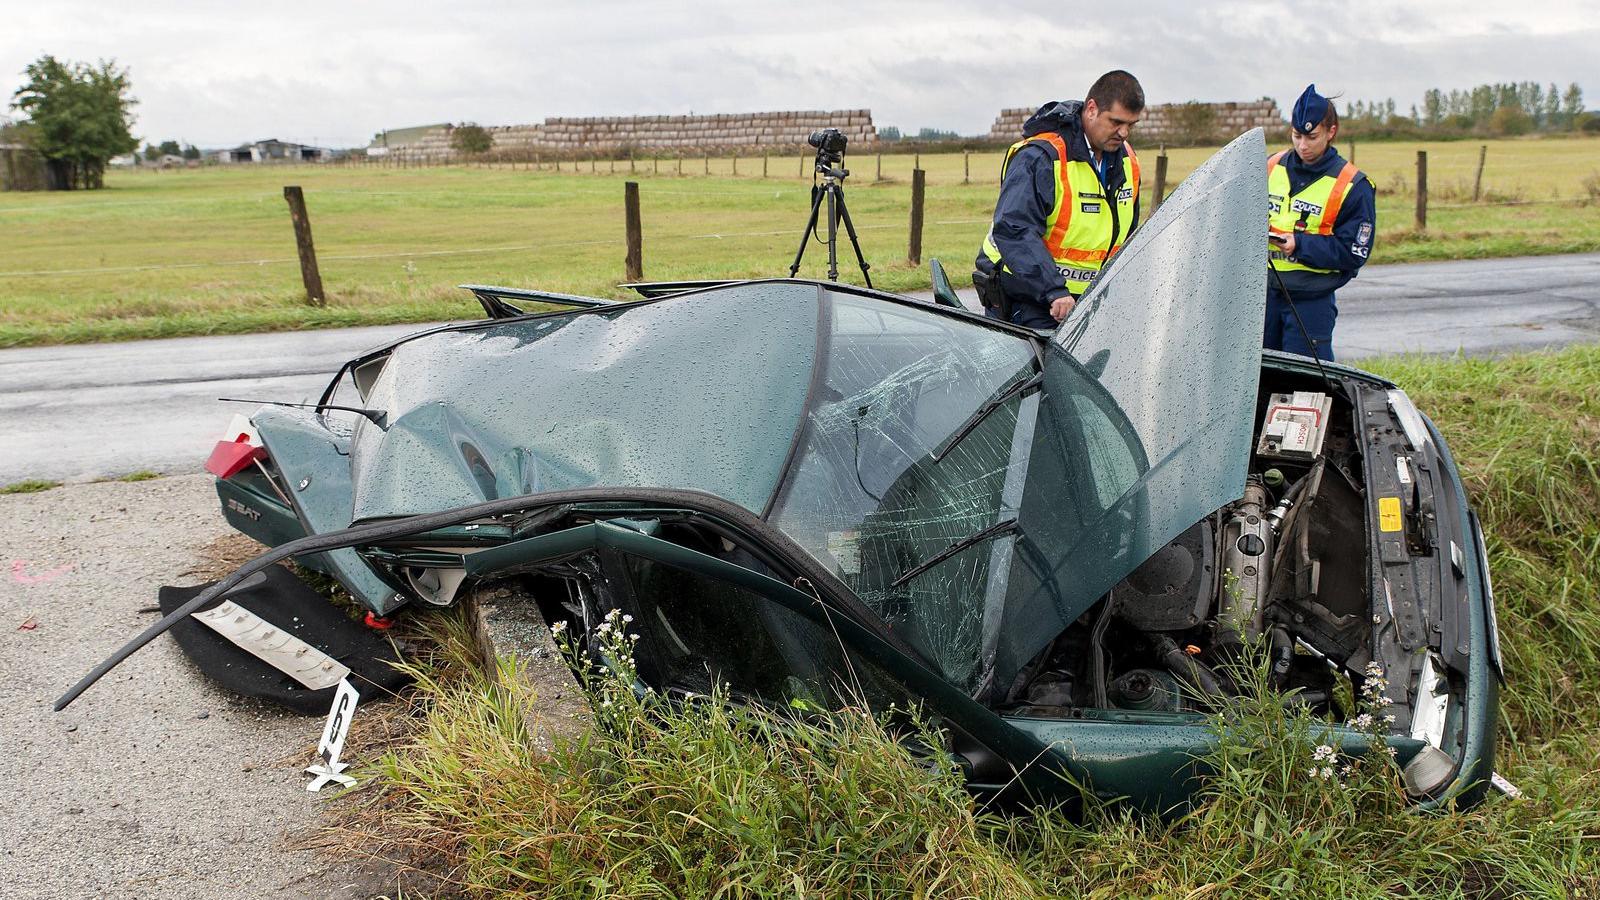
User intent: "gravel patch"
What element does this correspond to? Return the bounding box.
[0,474,396,899]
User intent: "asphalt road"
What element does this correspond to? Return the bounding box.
[3,252,1597,484]
[0,475,394,899]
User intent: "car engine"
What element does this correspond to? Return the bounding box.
[1010,374,1381,721]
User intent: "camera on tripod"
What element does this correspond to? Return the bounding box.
[807,128,848,162]
[788,126,870,286]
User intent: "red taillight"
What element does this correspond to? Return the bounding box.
[205,436,265,479]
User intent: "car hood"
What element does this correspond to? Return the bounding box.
[988,128,1270,691]
[345,282,821,522]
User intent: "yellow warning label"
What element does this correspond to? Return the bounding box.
[1378,496,1403,532]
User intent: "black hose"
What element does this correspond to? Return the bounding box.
[1155,635,1226,706]
[55,486,927,711]
[1269,626,1295,690]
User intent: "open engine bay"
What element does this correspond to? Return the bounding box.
[1005,367,1477,765]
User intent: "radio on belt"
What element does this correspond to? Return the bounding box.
[1256,391,1332,460]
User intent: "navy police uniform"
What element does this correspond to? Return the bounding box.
[1265,85,1376,361]
[974,101,1140,329]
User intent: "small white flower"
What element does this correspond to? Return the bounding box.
[622,614,634,623]
[1307,768,1320,780]
[605,608,622,621]
[1320,766,1335,780]
[550,620,567,635]
[601,699,613,708]
[629,633,639,642]
[1312,744,1336,762]
[1385,746,1398,758]
[1353,713,1375,730]
[1382,714,1396,725]
[597,621,612,635]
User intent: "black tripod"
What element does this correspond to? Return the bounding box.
[788,152,872,288]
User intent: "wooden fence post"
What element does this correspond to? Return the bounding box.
[799,154,805,177]
[876,153,882,181]
[704,153,710,175]
[678,155,683,176]
[653,156,659,175]
[1472,144,1487,202]
[908,168,926,265]
[624,181,643,282]
[282,186,326,307]
[1153,148,1169,212]
[1415,150,1428,232]
[733,153,738,176]
[630,151,635,174]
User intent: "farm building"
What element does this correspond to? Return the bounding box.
[1,143,51,191]
[214,139,329,163]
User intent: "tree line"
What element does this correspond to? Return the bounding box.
[141,140,201,162]
[1343,82,1589,138]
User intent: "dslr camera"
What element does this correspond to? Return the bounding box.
[808,127,848,164]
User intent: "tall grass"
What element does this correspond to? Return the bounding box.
[353,346,1600,897]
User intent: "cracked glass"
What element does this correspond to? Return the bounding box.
[768,292,1037,693]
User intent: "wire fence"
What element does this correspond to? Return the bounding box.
[3,141,1594,291]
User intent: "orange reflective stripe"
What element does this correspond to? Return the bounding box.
[1059,247,1108,262]
[1267,150,1288,177]
[1126,143,1140,205]
[1028,132,1075,256]
[1317,162,1359,235]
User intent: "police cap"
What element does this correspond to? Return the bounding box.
[1292,84,1331,134]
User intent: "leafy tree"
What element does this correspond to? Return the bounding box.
[450,123,492,155]
[9,55,138,189]
[1489,105,1532,136]
[1543,83,1561,129]
[877,126,901,142]
[142,142,160,161]
[1469,85,1495,123]
[1561,83,1584,127]
[182,143,200,161]
[1170,101,1218,146]
[157,139,180,156]
[1422,89,1444,126]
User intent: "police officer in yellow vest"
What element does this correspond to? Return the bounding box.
[1265,85,1376,361]
[975,71,1144,329]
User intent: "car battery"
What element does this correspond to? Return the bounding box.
[1256,391,1333,461]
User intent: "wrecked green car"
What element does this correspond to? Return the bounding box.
[61,131,1502,811]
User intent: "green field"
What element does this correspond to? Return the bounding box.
[2,135,1597,347]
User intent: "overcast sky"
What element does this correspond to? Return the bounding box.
[4,0,1596,149]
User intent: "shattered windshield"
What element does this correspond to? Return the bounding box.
[768,292,1037,692]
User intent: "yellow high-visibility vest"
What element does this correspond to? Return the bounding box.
[1267,150,1361,275]
[982,131,1139,296]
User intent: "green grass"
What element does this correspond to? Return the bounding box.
[90,469,161,483]
[345,346,1600,897]
[0,478,62,494]
[2,135,1596,347]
